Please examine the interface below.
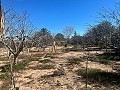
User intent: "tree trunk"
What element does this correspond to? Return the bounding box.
[13,55,18,65]
[53,46,55,52]
[10,58,16,89]
[105,37,107,52]
[86,55,89,89]
[43,47,45,51]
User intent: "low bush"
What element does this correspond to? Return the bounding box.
[67,57,81,65]
[76,68,102,78]
[97,53,120,61]
[0,57,40,72]
[0,73,10,79]
[26,57,39,61]
[76,68,120,85]
[1,65,10,72]
[98,59,111,65]
[1,62,27,72]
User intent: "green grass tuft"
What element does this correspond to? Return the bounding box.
[0,73,10,79]
[0,57,40,72]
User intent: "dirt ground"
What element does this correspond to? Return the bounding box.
[0,46,118,90]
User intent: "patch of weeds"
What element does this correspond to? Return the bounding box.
[76,68,102,78]
[14,57,39,71]
[1,62,27,72]
[32,64,55,70]
[18,54,29,59]
[0,73,10,79]
[86,54,112,65]
[40,64,55,69]
[97,53,120,61]
[67,57,81,65]
[13,61,28,71]
[113,64,120,72]
[46,55,57,59]
[48,53,59,55]
[1,65,10,72]
[39,59,54,63]
[98,59,111,65]
[113,56,120,61]
[1,57,40,72]
[76,68,120,85]
[26,57,39,61]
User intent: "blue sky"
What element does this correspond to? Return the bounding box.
[2,0,116,35]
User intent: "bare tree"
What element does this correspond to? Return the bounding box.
[3,10,33,64]
[0,8,34,89]
[62,26,74,39]
[98,2,120,50]
[29,28,53,51]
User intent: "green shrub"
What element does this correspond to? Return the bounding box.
[0,73,10,79]
[76,68,102,78]
[73,45,78,49]
[1,65,10,72]
[97,53,120,61]
[0,57,40,72]
[76,68,120,85]
[26,57,39,61]
[1,62,27,72]
[67,59,79,65]
[13,62,27,71]
[98,60,111,65]
[113,56,120,61]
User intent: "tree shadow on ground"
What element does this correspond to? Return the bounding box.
[77,69,120,86]
[97,52,120,61]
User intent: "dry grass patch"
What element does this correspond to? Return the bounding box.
[39,59,54,63]
[31,64,55,70]
[0,79,11,90]
[67,56,82,65]
[31,53,45,57]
